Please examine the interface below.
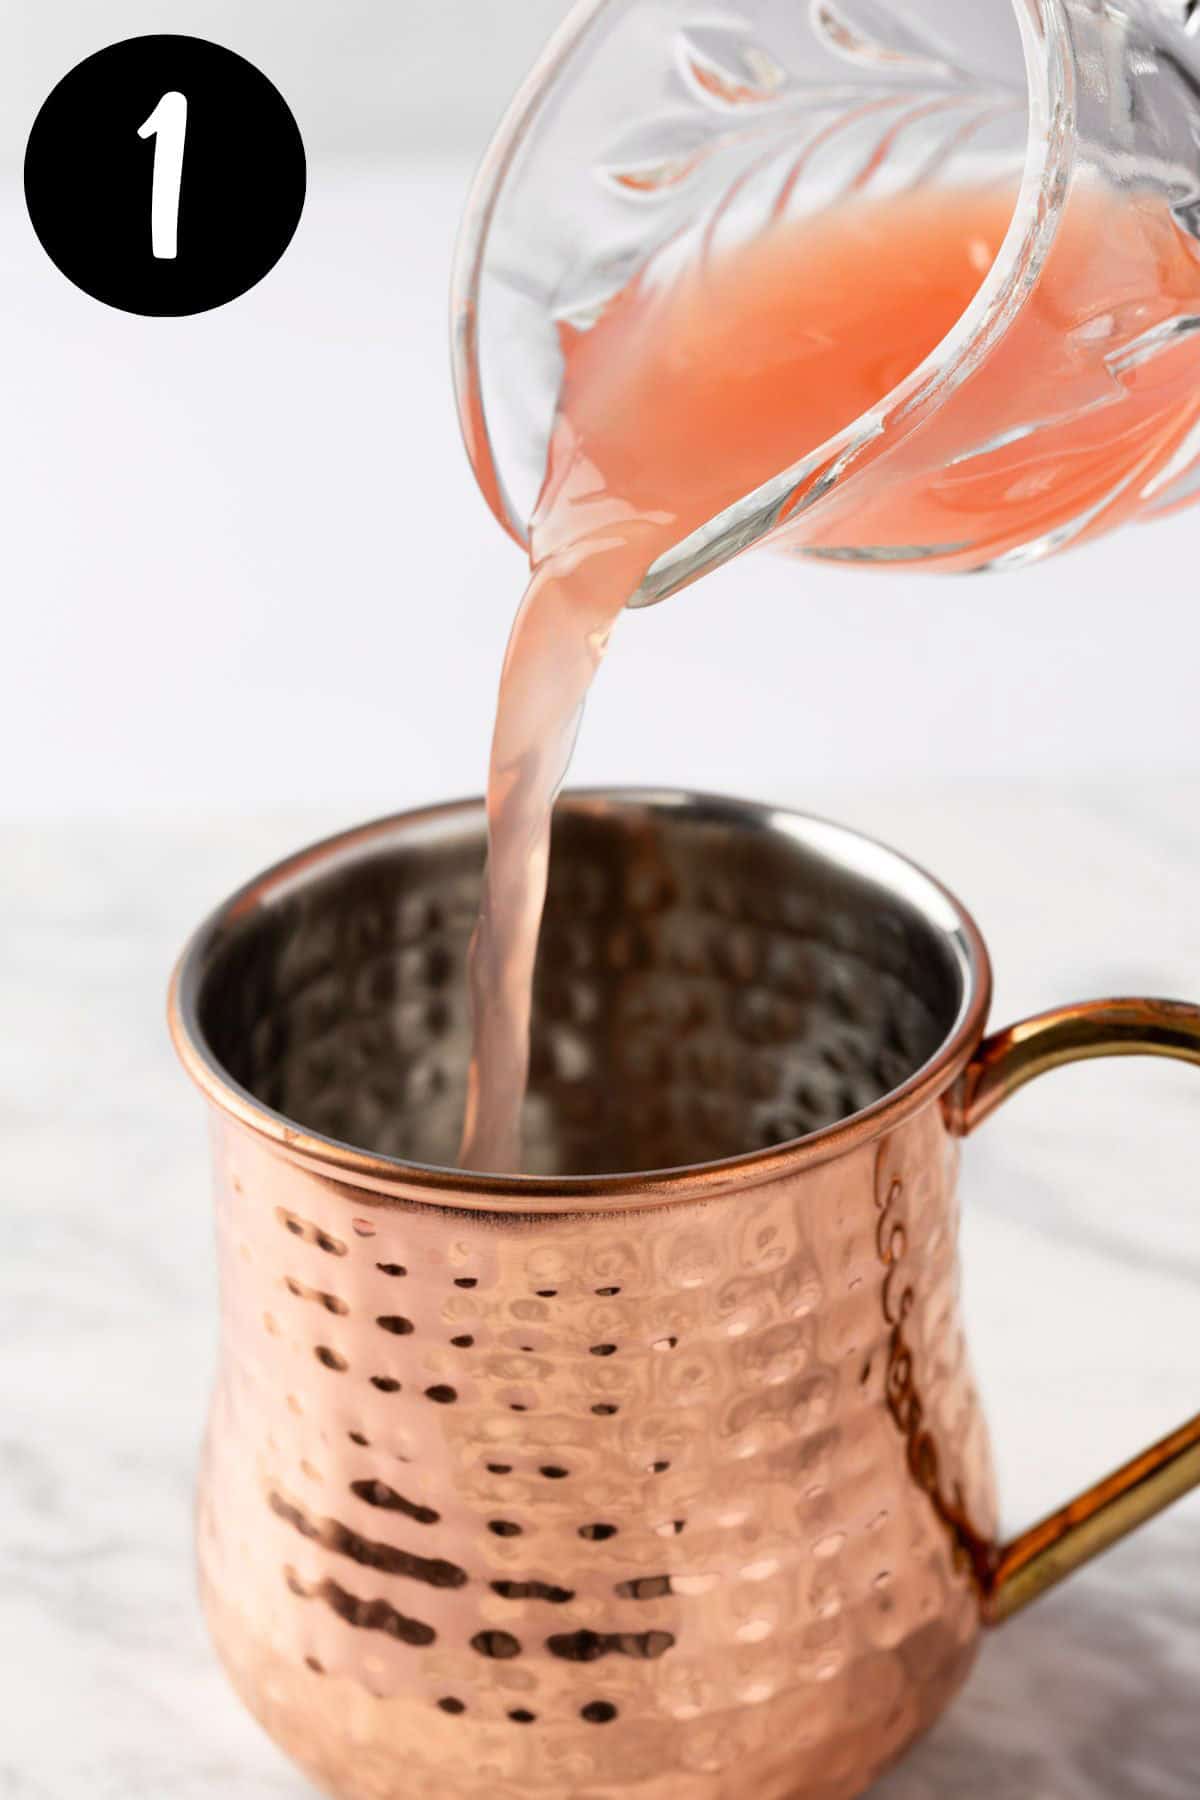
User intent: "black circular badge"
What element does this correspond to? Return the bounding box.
[24,35,306,317]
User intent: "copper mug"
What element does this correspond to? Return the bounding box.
[169,791,1200,1800]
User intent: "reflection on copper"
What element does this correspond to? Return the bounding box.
[874,1166,992,1589]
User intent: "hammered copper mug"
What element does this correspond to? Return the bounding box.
[169,791,1200,1800]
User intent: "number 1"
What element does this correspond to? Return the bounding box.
[138,91,187,260]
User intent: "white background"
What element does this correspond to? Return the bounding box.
[0,0,573,163]
[2,0,1199,819]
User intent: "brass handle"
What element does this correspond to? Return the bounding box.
[946,996,1200,1626]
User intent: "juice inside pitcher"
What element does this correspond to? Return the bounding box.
[459,175,1200,1173]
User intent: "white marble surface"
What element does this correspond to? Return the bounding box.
[2,784,1198,1798]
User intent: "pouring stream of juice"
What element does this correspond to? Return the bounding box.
[459,178,1200,1173]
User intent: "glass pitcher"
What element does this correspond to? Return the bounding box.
[451,0,1200,605]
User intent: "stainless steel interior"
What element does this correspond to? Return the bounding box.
[195,793,967,1176]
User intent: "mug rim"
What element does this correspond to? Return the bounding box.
[168,789,993,1212]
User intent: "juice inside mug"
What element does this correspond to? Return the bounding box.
[459,175,1200,1173]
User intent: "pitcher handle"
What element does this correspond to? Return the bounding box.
[945,996,1200,1626]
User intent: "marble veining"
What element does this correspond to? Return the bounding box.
[1,789,1197,1798]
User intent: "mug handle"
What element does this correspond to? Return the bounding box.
[945,996,1200,1626]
